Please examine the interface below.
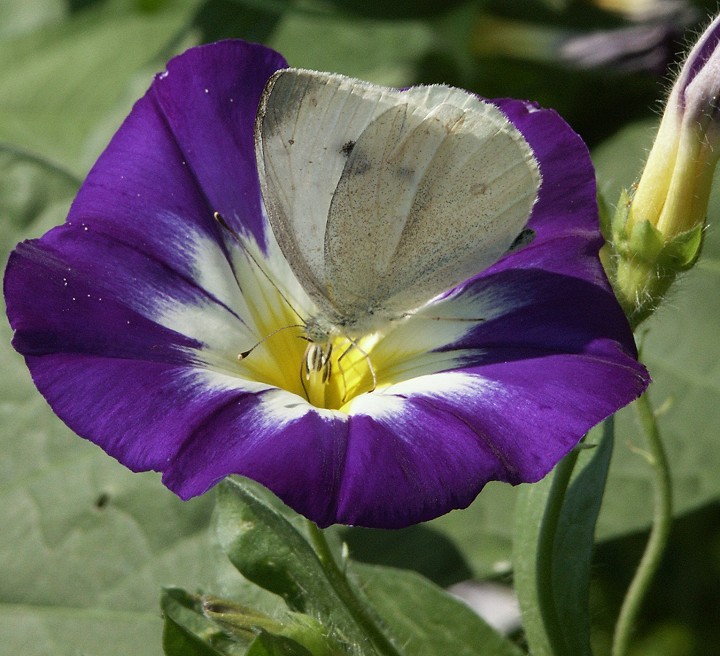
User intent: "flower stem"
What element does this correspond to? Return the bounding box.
[612,391,673,656]
[305,520,403,656]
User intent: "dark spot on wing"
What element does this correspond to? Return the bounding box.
[341,140,355,156]
[396,166,416,180]
[349,151,372,175]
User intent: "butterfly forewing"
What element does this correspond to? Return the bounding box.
[256,69,400,314]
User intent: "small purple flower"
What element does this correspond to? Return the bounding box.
[4,41,648,528]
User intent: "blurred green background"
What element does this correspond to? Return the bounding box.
[1,0,720,654]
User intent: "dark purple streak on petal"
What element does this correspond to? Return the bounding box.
[445,248,639,363]
[6,235,201,362]
[333,349,646,529]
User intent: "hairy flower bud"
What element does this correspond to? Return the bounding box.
[606,13,720,325]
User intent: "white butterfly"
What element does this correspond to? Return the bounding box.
[253,69,541,384]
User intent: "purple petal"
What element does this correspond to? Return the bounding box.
[163,388,349,526]
[445,243,639,361]
[4,41,648,529]
[676,13,720,105]
[68,40,286,264]
[494,98,599,246]
[333,355,645,528]
[150,40,287,244]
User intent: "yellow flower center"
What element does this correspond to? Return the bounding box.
[230,239,380,411]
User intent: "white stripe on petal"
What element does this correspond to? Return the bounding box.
[191,367,345,424]
[348,371,501,418]
[369,283,523,384]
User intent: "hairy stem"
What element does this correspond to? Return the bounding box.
[306,521,403,656]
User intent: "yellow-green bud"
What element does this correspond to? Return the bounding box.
[606,14,720,326]
[628,17,720,238]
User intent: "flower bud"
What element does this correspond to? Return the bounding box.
[605,14,720,325]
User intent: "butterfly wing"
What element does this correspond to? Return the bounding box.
[256,70,541,332]
[255,69,400,320]
[323,86,541,324]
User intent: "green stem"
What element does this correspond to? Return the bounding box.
[306,521,404,656]
[612,392,673,656]
[535,447,580,656]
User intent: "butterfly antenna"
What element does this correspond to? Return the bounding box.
[238,323,306,361]
[214,212,306,324]
[421,315,486,322]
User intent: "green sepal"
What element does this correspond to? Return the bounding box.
[657,222,705,271]
[202,596,279,642]
[608,188,632,244]
[605,187,707,326]
[610,184,705,271]
[161,587,248,656]
[246,632,314,656]
[163,615,228,656]
[597,189,614,243]
[624,218,664,262]
[161,587,338,656]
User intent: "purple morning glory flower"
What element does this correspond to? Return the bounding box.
[4,40,649,529]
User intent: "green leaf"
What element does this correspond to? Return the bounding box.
[337,523,473,589]
[162,616,229,656]
[351,563,523,656]
[216,477,522,656]
[0,10,223,653]
[513,422,613,656]
[0,0,200,177]
[214,478,384,654]
[0,0,67,37]
[342,483,516,584]
[323,0,467,19]
[164,616,229,656]
[268,11,434,86]
[246,632,313,656]
[192,0,281,43]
